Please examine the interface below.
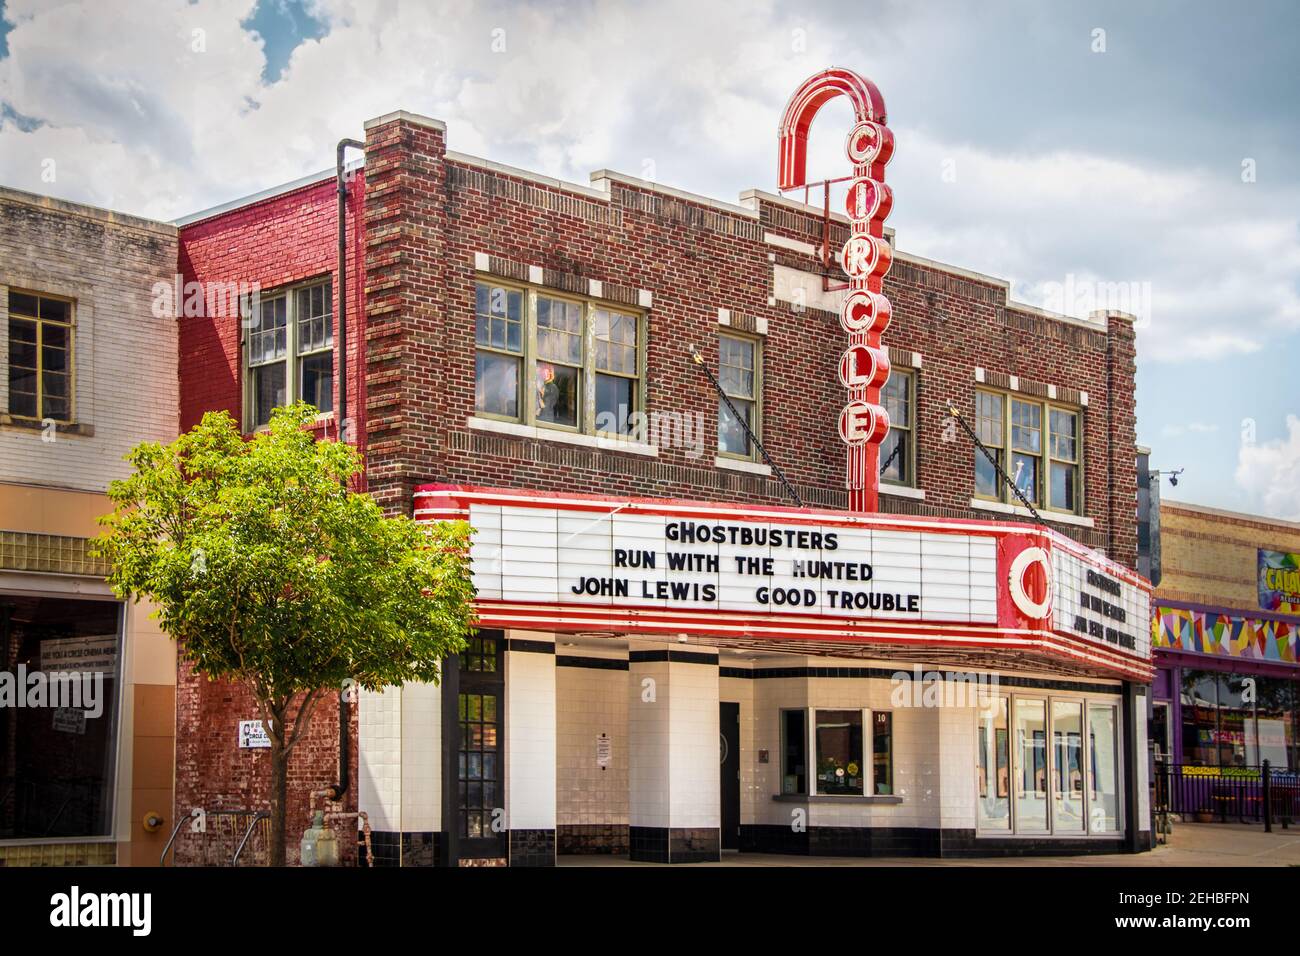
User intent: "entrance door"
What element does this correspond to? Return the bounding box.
[720,702,740,850]
[456,631,507,861]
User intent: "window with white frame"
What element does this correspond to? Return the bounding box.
[474,280,643,437]
[244,278,333,430]
[977,692,1121,835]
[973,388,1082,514]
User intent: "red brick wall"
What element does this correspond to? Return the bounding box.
[360,115,1139,568]
[175,175,367,864]
[172,659,358,866]
[177,174,367,445]
[172,114,1141,859]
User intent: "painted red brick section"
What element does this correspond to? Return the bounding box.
[174,171,368,865]
[177,173,367,446]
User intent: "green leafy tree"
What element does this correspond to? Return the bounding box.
[92,403,475,866]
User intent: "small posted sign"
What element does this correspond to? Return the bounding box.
[239,719,271,749]
[596,734,611,770]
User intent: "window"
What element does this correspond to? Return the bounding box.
[781,709,807,795]
[979,693,1122,835]
[458,691,499,838]
[473,281,642,437]
[1049,408,1079,511]
[1052,700,1085,832]
[594,308,639,435]
[815,709,864,795]
[475,283,524,418]
[1010,399,1041,504]
[244,278,333,430]
[872,711,893,794]
[7,290,73,422]
[1178,670,1296,770]
[295,283,334,414]
[458,631,504,850]
[973,388,1083,514]
[973,390,1003,498]
[0,595,122,840]
[1014,697,1048,831]
[880,369,914,485]
[977,696,1010,830]
[1088,703,1120,831]
[718,333,759,458]
[535,295,582,428]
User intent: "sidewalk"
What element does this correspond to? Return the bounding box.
[556,823,1300,867]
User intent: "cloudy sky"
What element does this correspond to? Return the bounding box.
[2,0,1298,520]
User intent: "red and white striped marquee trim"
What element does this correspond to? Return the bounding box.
[414,485,1153,681]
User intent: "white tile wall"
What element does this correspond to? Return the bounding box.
[627,659,720,829]
[358,686,402,832]
[400,681,442,832]
[357,681,442,832]
[505,639,557,830]
[557,664,629,826]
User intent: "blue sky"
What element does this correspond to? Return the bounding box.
[1,0,1297,520]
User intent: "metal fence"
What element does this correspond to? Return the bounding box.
[1153,760,1298,829]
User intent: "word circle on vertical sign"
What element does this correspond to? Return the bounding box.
[778,68,896,512]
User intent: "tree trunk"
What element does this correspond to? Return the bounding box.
[268,737,288,867]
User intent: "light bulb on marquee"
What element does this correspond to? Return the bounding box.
[778,67,896,512]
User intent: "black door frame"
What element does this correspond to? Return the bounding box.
[720,701,741,850]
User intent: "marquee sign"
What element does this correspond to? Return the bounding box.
[416,485,1153,680]
[779,67,895,512]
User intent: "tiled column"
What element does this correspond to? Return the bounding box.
[357,681,442,866]
[505,633,557,866]
[627,650,721,863]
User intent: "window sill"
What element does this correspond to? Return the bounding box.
[968,497,1095,528]
[772,794,903,805]
[880,484,925,501]
[467,416,658,457]
[0,415,94,437]
[715,456,771,476]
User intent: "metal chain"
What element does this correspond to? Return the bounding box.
[946,401,1042,522]
[691,349,804,507]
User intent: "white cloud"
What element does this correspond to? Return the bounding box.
[1235,415,1300,521]
[0,0,1297,369]
[1163,422,1219,437]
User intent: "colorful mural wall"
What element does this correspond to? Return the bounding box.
[1153,603,1299,666]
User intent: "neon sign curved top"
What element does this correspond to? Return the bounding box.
[778,67,888,191]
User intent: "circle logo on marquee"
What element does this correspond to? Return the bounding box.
[1008,546,1053,620]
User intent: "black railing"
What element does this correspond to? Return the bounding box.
[1153,760,1298,828]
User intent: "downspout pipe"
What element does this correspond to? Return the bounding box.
[331,137,365,803]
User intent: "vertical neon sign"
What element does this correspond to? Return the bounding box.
[778,68,895,512]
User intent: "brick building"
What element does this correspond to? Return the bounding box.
[1150,501,1300,779]
[0,185,179,866]
[173,87,1153,864]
